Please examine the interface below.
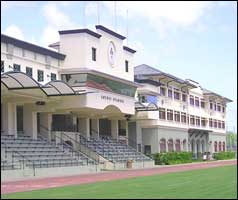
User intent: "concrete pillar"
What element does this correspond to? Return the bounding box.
[1,103,17,137]
[111,119,118,140]
[91,118,99,139]
[136,122,142,145]
[158,138,160,153]
[78,118,90,139]
[73,115,77,132]
[23,105,37,139]
[39,113,52,140]
[166,140,168,152]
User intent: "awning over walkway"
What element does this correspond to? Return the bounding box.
[1,71,78,97]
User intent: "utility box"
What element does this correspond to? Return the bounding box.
[127,160,133,168]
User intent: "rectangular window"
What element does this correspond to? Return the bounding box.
[201,99,205,108]
[209,118,213,127]
[214,104,217,111]
[26,67,32,77]
[222,106,225,113]
[201,118,206,127]
[51,73,57,81]
[92,47,96,61]
[190,95,194,106]
[175,111,180,122]
[125,60,129,72]
[195,97,199,107]
[181,112,186,123]
[182,94,187,102]
[222,121,225,129]
[218,121,221,128]
[174,91,180,100]
[167,109,173,121]
[37,70,44,82]
[159,108,166,120]
[168,89,172,98]
[196,116,200,126]
[210,102,213,109]
[160,87,166,96]
[13,64,21,72]
[214,120,217,128]
[217,105,221,112]
[1,60,4,73]
[190,115,195,125]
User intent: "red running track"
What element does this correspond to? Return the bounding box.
[1,160,237,194]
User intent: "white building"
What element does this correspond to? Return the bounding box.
[0,25,232,179]
[132,64,232,158]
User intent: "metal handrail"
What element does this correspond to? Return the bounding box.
[57,132,102,164]
[80,133,116,162]
[39,124,102,165]
[38,129,87,162]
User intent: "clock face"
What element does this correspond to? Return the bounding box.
[108,42,116,66]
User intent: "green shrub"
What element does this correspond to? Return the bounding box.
[152,152,193,165]
[213,151,236,160]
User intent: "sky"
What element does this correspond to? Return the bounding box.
[1,1,237,132]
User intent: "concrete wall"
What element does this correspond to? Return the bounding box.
[1,165,101,182]
[60,28,134,82]
[1,42,60,84]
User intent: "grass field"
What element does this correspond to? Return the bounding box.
[2,165,237,199]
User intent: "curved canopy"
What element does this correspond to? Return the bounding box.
[1,71,76,97]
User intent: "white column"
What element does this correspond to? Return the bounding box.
[166,140,169,152]
[78,118,90,139]
[173,140,176,152]
[39,113,52,140]
[111,119,118,140]
[72,115,77,132]
[91,118,99,139]
[23,105,37,139]
[125,120,128,145]
[158,138,160,153]
[1,103,17,137]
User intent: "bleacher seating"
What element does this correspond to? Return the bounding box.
[81,135,152,163]
[1,134,96,170]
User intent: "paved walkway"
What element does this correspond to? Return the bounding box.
[1,159,236,194]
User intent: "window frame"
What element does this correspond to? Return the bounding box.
[37,69,44,82]
[195,97,199,107]
[168,89,173,98]
[190,95,194,106]
[167,109,173,121]
[25,67,33,77]
[13,64,21,72]
[125,60,129,72]
[92,47,97,61]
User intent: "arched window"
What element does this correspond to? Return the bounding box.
[160,138,166,153]
[175,139,181,152]
[218,141,222,152]
[214,141,217,152]
[168,139,174,152]
[222,142,226,152]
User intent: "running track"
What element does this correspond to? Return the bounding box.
[1,160,237,194]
